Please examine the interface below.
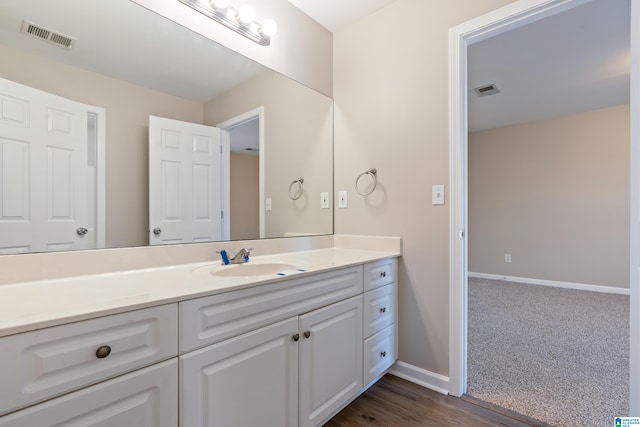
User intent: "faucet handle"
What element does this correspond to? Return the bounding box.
[217,249,230,265]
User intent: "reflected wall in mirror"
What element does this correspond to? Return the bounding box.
[0,0,333,255]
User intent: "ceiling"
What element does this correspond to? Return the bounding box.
[286,0,397,32]
[468,0,631,132]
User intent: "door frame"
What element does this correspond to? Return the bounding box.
[87,106,106,249]
[448,0,638,411]
[216,106,265,238]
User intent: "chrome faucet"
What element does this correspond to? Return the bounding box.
[229,248,252,264]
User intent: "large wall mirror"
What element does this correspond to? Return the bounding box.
[0,0,333,255]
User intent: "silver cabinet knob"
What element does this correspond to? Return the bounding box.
[303,331,311,339]
[380,351,387,358]
[153,227,162,236]
[380,307,387,313]
[292,334,300,342]
[76,227,88,236]
[380,271,387,278]
[96,345,112,359]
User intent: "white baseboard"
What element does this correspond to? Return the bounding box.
[388,361,450,395]
[468,272,630,295]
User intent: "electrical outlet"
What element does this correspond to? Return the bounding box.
[338,191,348,208]
[321,192,329,209]
[505,253,511,263]
[265,197,272,211]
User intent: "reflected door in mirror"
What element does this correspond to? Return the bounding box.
[148,116,230,245]
[0,78,95,254]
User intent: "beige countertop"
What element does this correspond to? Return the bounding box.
[0,247,400,338]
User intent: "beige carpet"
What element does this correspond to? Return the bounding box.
[466,277,629,427]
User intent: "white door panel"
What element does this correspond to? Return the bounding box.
[0,78,89,254]
[149,116,228,245]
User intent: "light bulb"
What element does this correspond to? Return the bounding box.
[238,4,255,24]
[261,18,277,37]
[209,0,229,9]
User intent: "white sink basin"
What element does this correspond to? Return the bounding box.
[210,262,300,277]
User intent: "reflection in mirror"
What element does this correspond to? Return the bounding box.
[0,0,333,255]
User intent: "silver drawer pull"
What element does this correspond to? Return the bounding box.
[379,271,387,278]
[380,307,387,313]
[95,345,112,359]
[380,351,387,358]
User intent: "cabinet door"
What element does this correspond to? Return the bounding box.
[180,317,298,427]
[0,359,177,427]
[299,296,363,427]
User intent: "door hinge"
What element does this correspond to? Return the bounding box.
[220,145,223,154]
[221,211,224,219]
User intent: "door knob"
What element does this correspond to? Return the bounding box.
[76,227,88,236]
[153,227,162,236]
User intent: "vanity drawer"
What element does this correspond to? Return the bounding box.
[0,359,178,427]
[363,323,396,385]
[363,283,396,338]
[180,266,363,353]
[363,258,396,291]
[0,304,178,415]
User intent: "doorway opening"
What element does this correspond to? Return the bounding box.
[449,0,638,420]
[217,106,265,239]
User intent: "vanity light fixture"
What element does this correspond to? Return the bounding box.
[179,0,277,46]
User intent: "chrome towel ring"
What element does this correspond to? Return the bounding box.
[288,177,304,200]
[355,168,377,196]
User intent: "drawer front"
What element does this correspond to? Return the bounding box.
[180,266,363,353]
[0,304,177,415]
[363,283,396,338]
[363,258,396,291]
[363,323,396,385]
[0,359,178,427]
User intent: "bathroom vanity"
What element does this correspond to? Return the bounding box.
[0,242,399,426]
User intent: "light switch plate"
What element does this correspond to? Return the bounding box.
[432,185,445,205]
[265,197,272,211]
[321,192,329,209]
[338,190,348,208]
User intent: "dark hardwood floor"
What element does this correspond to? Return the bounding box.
[325,374,546,427]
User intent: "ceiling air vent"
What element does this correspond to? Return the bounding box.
[474,84,500,97]
[20,20,76,49]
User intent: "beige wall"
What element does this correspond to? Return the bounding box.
[132,0,333,97]
[333,0,516,377]
[204,70,333,238]
[469,105,630,288]
[0,44,203,248]
[230,153,260,240]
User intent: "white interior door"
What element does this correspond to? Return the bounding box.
[0,78,89,254]
[149,116,228,245]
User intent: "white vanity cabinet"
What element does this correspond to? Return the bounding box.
[0,255,398,427]
[179,266,365,427]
